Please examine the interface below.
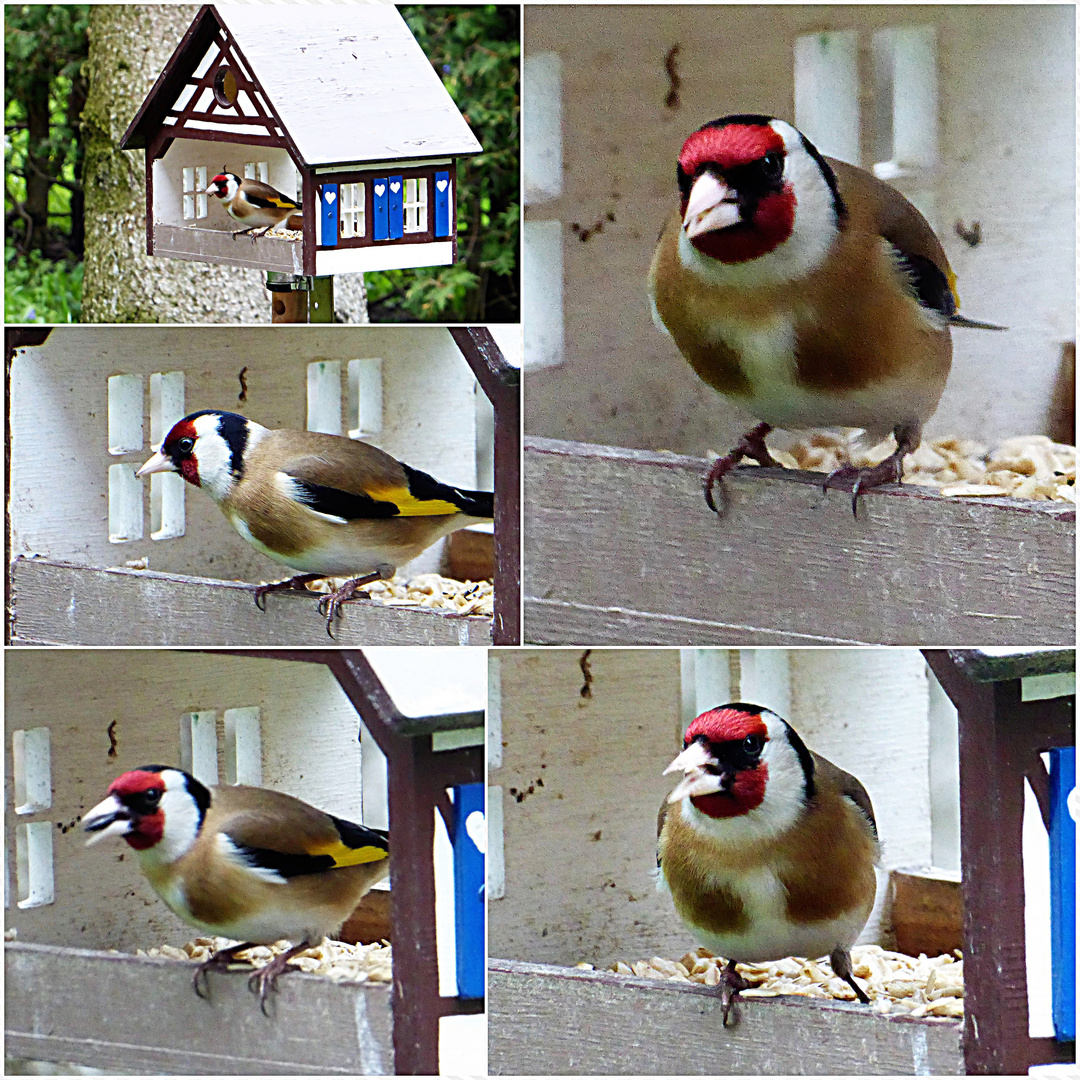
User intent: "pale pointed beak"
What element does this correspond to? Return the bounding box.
[683,173,742,239]
[83,794,133,846]
[664,739,726,803]
[135,449,174,478]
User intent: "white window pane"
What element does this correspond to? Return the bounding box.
[182,166,194,193]
[244,162,256,179]
[195,165,207,189]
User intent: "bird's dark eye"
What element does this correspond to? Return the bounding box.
[761,152,783,181]
[743,734,764,755]
[176,437,195,454]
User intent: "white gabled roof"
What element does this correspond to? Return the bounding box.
[217,4,482,166]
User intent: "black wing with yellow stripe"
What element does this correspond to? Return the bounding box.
[228,818,389,880]
[287,465,493,521]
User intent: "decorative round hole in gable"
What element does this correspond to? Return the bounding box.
[213,67,238,107]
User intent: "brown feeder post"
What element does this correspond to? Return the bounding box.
[450,327,522,644]
[211,649,485,1076]
[922,648,1076,1075]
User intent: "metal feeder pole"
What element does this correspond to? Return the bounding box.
[266,273,335,323]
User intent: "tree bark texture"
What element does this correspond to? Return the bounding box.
[81,5,367,323]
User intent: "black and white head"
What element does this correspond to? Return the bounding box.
[675,115,846,287]
[135,410,265,503]
[83,766,210,866]
[205,172,240,202]
[664,702,816,845]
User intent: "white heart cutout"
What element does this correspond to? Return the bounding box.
[465,810,486,854]
[436,179,448,192]
[390,181,401,193]
[324,191,336,204]
[374,184,385,196]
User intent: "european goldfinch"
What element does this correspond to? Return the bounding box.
[657,703,879,1024]
[136,410,494,634]
[204,172,300,241]
[83,766,390,1009]
[648,114,1004,514]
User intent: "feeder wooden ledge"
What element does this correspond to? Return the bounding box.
[524,437,1074,646]
[9,559,492,646]
[6,941,393,1075]
[488,959,963,1076]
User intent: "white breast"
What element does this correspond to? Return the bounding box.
[671,862,868,963]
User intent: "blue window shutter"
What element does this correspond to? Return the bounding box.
[388,176,404,239]
[373,178,389,241]
[320,184,338,247]
[1050,746,1075,1041]
[452,784,484,999]
[434,171,451,237]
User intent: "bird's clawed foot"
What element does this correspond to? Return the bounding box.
[317,564,395,638]
[192,941,257,1000]
[822,428,917,518]
[254,574,325,612]
[247,941,310,1016]
[719,958,751,1026]
[703,422,777,514]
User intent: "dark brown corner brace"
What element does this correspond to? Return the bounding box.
[449,327,521,645]
[203,648,484,1074]
[922,649,1075,1074]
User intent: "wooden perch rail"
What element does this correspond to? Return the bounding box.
[10,560,492,646]
[6,942,394,1075]
[524,437,1075,646]
[488,959,963,1075]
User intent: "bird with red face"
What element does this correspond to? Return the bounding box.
[136,410,494,634]
[83,766,390,1009]
[649,114,1003,514]
[657,703,879,1023]
[204,172,301,241]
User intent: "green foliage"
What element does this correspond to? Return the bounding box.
[5,244,83,322]
[6,4,89,317]
[367,5,519,322]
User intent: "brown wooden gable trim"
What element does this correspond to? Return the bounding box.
[166,25,284,144]
[121,5,221,150]
[122,4,307,171]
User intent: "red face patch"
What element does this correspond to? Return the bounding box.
[688,190,796,264]
[685,707,767,745]
[108,769,165,798]
[107,770,167,849]
[678,123,784,177]
[690,764,768,818]
[162,419,201,487]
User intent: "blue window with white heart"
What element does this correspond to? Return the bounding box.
[317,165,454,248]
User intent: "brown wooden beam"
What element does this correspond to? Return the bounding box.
[449,327,521,644]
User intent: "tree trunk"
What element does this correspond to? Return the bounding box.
[81,5,366,323]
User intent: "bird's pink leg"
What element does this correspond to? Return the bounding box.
[703,421,777,514]
[719,957,751,1026]
[253,573,325,611]
[318,564,396,638]
[247,940,313,1016]
[822,422,920,518]
[192,940,259,1000]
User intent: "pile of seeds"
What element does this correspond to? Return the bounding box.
[278,572,493,617]
[136,936,393,984]
[260,226,303,243]
[740,432,1075,502]
[597,944,963,1017]
[315,572,493,616]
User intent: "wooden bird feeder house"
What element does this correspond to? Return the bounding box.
[120,4,482,279]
